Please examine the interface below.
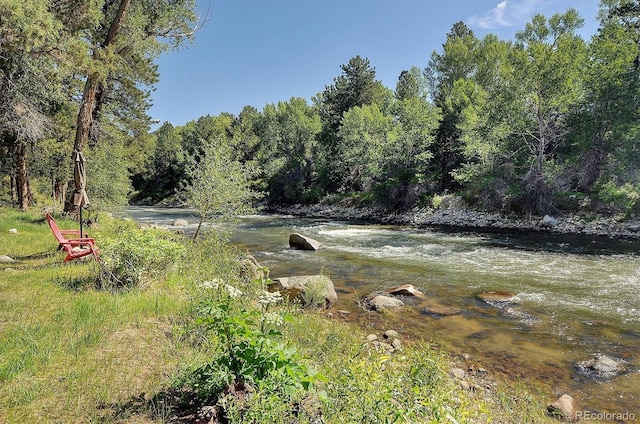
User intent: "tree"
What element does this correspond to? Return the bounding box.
[0,1,65,210]
[512,10,587,213]
[568,0,640,205]
[395,67,429,101]
[336,104,395,193]
[426,22,480,193]
[185,137,260,241]
[384,97,441,208]
[256,98,321,203]
[457,11,587,214]
[72,0,199,153]
[317,56,390,192]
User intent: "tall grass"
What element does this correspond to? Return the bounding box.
[0,207,556,423]
[0,209,198,423]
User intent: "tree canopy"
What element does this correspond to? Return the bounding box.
[2,1,640,218]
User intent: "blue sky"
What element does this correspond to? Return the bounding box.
[149,0,601,127]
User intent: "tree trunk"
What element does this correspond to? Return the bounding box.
[10,170,16,201]
[14,140,31,211]
[74,73,100,152]
[73,0,131,152]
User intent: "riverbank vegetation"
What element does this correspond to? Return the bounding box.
[0,207,557,422]
[1,1,637,421]
[2,2,639,223]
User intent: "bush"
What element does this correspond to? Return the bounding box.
[98,229,186,290]
[594,181,640,216]
[177,277,323,419]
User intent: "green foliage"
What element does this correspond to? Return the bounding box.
[86,140,132,210]
[301,279,327,309]
[98,229,186,290]
[179,279,322,407]
[184,136,260,241]
[257,98,321,203]
[594,181,640,215]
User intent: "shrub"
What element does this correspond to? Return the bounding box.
[98,229,186,290]
[594,181,640,216]
[178,278,323,417]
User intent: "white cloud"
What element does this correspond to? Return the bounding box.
[468,0,552,30]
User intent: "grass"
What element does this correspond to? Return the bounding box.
[0,206,557,423]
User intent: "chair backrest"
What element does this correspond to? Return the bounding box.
[46,213,67,244]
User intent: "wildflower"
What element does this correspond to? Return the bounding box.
[225,283,243,298]
[261,312,284,327]
[200,279,222,290]
[258,290,282,306]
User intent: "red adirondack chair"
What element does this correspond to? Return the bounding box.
[46,213,100,263]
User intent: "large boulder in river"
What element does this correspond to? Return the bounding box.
[542,215,558,227]
[289,233,321,251]
[269,275,337,307]
[172,219,189,227]
[575,354,627,380]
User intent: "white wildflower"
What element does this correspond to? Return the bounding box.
[261,312,284,327]
[225,284,243,298]
[258,290,282,306]
[200,279,222,290]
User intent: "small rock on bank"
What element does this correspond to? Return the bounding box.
[547,394,576,422]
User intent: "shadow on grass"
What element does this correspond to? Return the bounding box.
[12,251,55,260]
[100,388,228,424]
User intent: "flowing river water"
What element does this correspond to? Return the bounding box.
[125,207,640,419]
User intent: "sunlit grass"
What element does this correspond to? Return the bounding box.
[0,208,198,423]
[0,206,557,423]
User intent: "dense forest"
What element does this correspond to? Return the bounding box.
[2,0,640,218]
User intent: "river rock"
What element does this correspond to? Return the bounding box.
[289,233,321,251]
[476,290,519,305]
[269,275,337,307]
[241,255,268,281]
[0,255,15,263]
[369,295,404,311]
[383,329,399,339]
[450,368,466,380]
[172,219,189,227]
[423,305,462,317]
[575,354,626,380]
[391,338,402,350]
[386,284,425,298]
[542,215,559,227]
[547,394,576,422]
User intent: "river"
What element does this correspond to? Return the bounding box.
[125,206,640,418]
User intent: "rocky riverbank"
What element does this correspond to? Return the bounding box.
[267,202,640,241]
